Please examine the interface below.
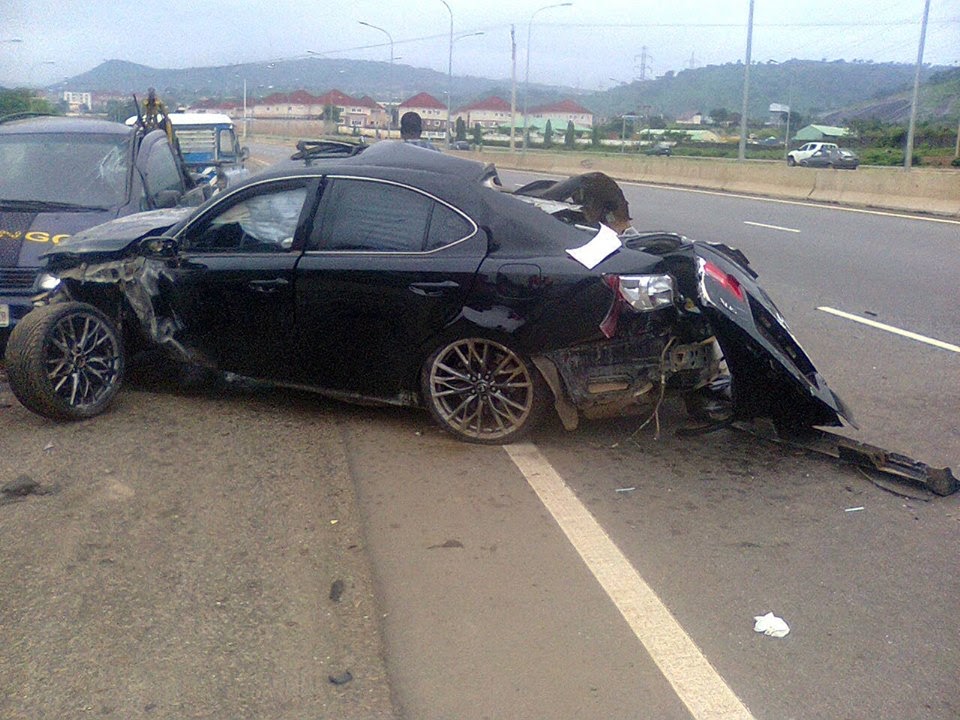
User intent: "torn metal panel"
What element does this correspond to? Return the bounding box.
[739,419,958,497]
[53,257,201,366]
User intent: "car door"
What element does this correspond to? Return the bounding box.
[161,177,318,378]
[292,175,487,398]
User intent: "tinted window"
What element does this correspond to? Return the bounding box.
[183,184,309,253]
[426,203,474,251]
[312,178,472,253]
[0,132,129,207]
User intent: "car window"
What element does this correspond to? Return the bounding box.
[183,184,309,253]
[0,132,130,207]
[311,178,472,253]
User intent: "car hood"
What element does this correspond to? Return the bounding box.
[41,207,194,264]
[1,207,120,270]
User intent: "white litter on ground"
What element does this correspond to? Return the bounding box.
[753,612,790,638]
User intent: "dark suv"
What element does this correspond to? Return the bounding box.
[0,114,203,348]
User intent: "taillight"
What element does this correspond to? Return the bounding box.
[606,274,676,312]
[702,261,745,302]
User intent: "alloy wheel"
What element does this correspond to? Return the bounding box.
[426,338,537,442]
[44,311,122,410]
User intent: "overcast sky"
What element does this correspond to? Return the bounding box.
[2,0,958,90]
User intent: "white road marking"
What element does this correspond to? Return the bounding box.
[505,442,755,720]
[818,306,960,353]
[743,221,800,233]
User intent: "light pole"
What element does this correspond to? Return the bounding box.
[522,2,572,153]
[737,0,755,161]
[441,1,453,143]
[904,0,932,169]
[446,31,483,143]
[359,21,395,126]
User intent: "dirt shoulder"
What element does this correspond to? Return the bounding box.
[0,369,399,720]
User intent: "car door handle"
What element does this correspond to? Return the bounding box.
[408,281,460,297]
[247,278,290,293]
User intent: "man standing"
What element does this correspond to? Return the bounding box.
[399,111,439,150]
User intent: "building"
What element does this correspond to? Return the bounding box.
[252,90,326,119]
[675,111,704,126]
[526,99,594,132]
[62,91,92,114]
[792,124,852,142]
[453,96,512,131]
[345,95,389,129]
[248,89,387,127]
[398,92,448,138]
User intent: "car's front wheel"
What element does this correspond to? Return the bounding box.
[4,302,125,420]
[787,156,796,166]
[421,336,547,444]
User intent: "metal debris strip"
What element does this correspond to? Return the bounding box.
[738,419,958,497]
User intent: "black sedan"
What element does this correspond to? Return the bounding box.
[4,141,849,444]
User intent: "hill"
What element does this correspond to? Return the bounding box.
[50,58,955,124]
[820,66,960,124]
[586,59,953,122]
[58,58,539,112]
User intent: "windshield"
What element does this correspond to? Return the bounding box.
[0,132,131,208]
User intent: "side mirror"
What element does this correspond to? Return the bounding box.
[139,235,179,258]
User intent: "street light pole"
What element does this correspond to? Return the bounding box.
[446,31,484,143]
[359,20,395,126]
[522,2,572,154]
[904,0,931,170]
[737,0,754,161]
[441,1,453,144]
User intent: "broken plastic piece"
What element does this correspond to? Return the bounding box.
[753,612,790,638]
[328,670,353,686]
[737,420,958,497]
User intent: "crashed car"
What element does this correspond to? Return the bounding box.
[799,147,860,170]
[0,113,204,349]
[4,140,851,444]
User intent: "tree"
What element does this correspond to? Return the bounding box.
[455,117,466,142]
[104,99,130,123]
[472,122,483,146]
[0,88,57,116]
[323,103,341,122]
[564,120,575,148]
[543,119,554,148]
[709,108,731,126]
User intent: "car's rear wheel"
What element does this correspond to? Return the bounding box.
[4,302,124,420]
[421,336,547,444]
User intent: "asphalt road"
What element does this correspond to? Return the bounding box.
[2,145,957,720]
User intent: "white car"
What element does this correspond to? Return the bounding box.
[787,142,838,166]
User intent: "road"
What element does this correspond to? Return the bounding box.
[2,144,957,720]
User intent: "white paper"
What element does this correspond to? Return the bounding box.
[753,612,790,638]
[566,224,622,270]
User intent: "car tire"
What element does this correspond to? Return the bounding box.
[4,302,125,420]
[787,156,796,166]
[421,336,548,444]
